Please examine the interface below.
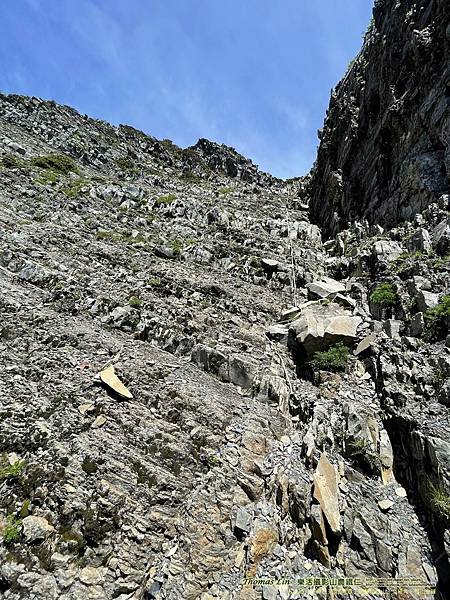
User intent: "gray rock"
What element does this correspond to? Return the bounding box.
[415,290,440,312]
[409,312,425,337]
[383,319,403,339]
[354,332,376,356]
[234,507,252,536]
[290,302,361,356]
[306,276,346,299]
[22,516,54,542]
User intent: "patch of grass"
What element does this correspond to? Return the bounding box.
[61,178,88,198]
[310,342,349,373]
[0,455,26,481]
[423,295,450,342]
[170,239,182,257]
[115,156,138,173]
[218,186,232,195]
[3,515,22,544]
[19,500,31,519]
[155,194,177,206]
[96,230,121,242]
[180,171,203,183]
[148,277,162,287]
[426,480,450,521]
[129,296,142,308]
[36,169,60,185]
[370,282,398,308]
[32,154,77,175]
[0,153,25,169]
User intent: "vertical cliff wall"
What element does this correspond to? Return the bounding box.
[309,0,450,238]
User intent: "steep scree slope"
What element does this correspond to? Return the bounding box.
[1,4,450,597]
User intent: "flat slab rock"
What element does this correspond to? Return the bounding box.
[307,276,346,299]
[289,302,362,355]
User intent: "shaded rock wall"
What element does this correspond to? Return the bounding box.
[309,0,450,238]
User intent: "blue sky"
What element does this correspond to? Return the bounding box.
[0,0,373,178]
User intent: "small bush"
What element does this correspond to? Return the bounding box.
[3,515,22,544]
[170,239,182,257]
[426,480,450,521]
[370,283,398,307]
[310,343,349,373]
[148,277,162,287]
[19,500,31,518]
[115,157,138,173]
[32,154,77,174]
[0,456,26,481]
[423,295,450,342]
[129,296,142,308]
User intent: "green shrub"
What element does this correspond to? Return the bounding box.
[0,456,26,481]
[170,239,182,257]
[426,480,450,521]
[129,296,142,308]
[370,283,398,307]
[218,186,232,195]
[19,500,31,518]
[148,277,162,287]
[310,343,349,373]
[32,154,77,174]
[423,295,450,342]
[115,157,138,173]
[155,194,177,206]
[3,515,22,544]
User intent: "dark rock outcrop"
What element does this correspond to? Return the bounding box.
[309,0,450,238]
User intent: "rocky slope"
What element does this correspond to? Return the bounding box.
[0,2,449,599]
[309,0,450,238]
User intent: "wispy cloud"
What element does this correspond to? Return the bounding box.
[0,0,373,177]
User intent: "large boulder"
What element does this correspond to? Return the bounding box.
[306,276,346,300]
[288,302,362,357]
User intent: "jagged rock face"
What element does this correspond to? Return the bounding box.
[309,0,450,238]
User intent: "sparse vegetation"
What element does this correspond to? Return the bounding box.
[148,277,162,287]
[425,479,450,521]
[218,186,232,195]
[32,153,77,174]
[19,500,31,518]
[36,169,60,185]
[309,343,349,373]
[370,282,398,308]
[423,295,450,342]
[0,153,24,169]
[129,296,142,308]
[0,455,26,481]
[62,178,88,198]
[170,238,182,257]
[3,515,22,544]
[155,194,177,206]
[115,156,138,173]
